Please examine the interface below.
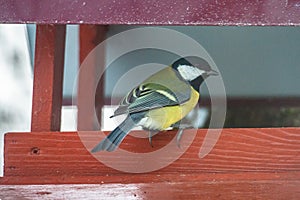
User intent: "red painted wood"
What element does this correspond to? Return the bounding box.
[0,180,299,199]
[78,25,107,130]
[31,25,66,132]
[0,0,300,25]
[1,128,299,184]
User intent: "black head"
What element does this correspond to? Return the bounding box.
[171,56,218,82]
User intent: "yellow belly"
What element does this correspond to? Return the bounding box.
[143,87,199,130]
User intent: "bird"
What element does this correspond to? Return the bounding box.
[91,56,218,152]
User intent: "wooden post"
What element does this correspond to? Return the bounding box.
[78,25,108,130]
[31,25,66,132]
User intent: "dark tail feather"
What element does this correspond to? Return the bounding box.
[91,116,136,152]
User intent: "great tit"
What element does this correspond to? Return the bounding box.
[91,56,218,152]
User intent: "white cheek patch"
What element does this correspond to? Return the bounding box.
[177,65,206,81]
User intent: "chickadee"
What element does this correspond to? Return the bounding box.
[92,56,218,152]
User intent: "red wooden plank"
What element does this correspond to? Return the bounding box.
[0,128,299,184]
[0,0,300,25]
[31,25,66,132]
[1,180,300,199]
[78,25,107,130]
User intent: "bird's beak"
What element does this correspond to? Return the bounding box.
[207,69,219,76]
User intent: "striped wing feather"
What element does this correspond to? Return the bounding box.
[112,83,190,117]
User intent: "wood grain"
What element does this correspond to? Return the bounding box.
[1,180,300,200]
[31,25,66,132]
[0,128,299,184]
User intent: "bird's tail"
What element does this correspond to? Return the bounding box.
[91,115,137,152]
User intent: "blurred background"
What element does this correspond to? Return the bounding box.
[1,24,300,176]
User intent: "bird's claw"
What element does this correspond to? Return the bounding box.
[148,131,157,147]
[176,129,184,148]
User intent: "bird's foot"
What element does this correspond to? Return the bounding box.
[176,126,196,148]
[176,129,184,148]
[148,131,158,147]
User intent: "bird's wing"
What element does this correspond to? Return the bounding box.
[112,82,191,117]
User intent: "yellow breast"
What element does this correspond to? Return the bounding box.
[143,87,200,130]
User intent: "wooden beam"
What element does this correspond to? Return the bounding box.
[1,0,300,25]
[1,128,299,184]
[31,25,66,132]
[78,25,107,130]
[0,180,299,199]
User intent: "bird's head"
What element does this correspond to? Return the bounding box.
[172,56,218,82]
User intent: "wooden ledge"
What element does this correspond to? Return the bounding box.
[1,177,300,199]
[0,128,299,185]
[1,128,299,198]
